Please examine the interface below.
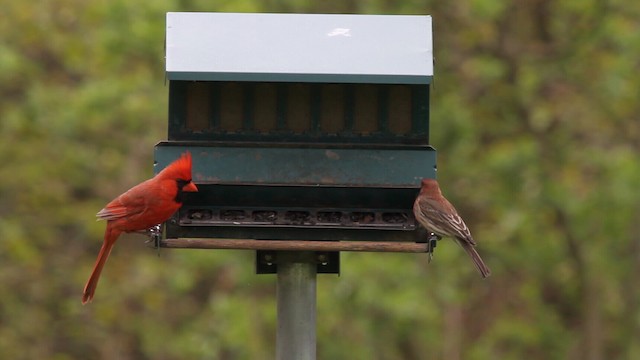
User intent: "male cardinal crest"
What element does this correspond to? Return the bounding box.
[413,178,491,278]
[82,152,198,304]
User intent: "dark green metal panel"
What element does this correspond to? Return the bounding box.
[168,81,430,144]
[155,143,435,187]
[166,72,432,85]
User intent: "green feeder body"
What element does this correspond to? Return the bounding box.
[157,12,436,242]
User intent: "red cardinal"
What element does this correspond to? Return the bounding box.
[82,152,198,304]
[413,178,491,278]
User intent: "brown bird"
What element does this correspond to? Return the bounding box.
[82,152,198,304]
[413,178,491,278]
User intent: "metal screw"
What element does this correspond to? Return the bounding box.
[317,254,329,265]
[264,253,274,266]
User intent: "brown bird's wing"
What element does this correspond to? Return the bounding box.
[415,197,477,246]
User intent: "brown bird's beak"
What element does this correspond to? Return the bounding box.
[183,182,198,192]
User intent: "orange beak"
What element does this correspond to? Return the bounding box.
[183,182,198,192]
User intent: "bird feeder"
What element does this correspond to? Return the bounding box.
[155,12,436,273]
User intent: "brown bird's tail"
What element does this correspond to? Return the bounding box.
[457,240,491,278]
[82,226,121,304]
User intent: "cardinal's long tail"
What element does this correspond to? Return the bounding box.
[82,225,121,304]
[457,240,491,278]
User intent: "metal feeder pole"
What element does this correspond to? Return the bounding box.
[276,251,317,360]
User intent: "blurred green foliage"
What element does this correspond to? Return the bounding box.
[1,0,639,359]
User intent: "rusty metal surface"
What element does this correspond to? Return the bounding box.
[160,238,430,253]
